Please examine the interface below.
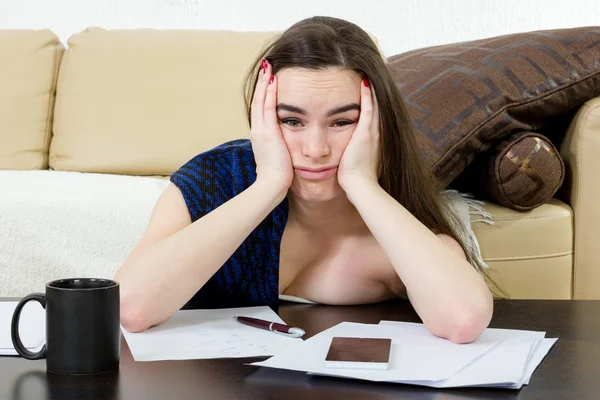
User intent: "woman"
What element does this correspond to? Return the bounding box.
[114,16,494,343]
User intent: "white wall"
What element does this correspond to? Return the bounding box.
[0,0,598,57]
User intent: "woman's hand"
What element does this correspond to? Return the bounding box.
[337,78,381,191]
[250,59,294,194]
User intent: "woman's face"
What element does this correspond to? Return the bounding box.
[275,67,362,202]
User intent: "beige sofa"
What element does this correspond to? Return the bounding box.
[1,28,598,300]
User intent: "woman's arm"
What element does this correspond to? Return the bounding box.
[337,78,492,344]
[343,177,493,344]
[114,180,286,333]
[116,58,291,333]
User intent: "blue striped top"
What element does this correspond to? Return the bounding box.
[169,139,289,310]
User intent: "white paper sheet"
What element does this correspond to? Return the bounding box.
[251,321,504,382]
[251,320,557,389]
[0,301,45,356]
[121,306,303,361]
[376,320,542,388]
[379,320,557,388]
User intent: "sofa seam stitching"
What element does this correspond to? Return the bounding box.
[480,213,571,222]
[44,37,63,170]
[485,251,573,261]
[35,35,60,170]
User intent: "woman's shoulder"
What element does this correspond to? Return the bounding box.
[169,139,256,221]
[170,138,256,189]
[203,139,253,155]
[190,138,253,161]
[172,139,254,172]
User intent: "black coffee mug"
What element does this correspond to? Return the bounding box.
[11,278,120,375]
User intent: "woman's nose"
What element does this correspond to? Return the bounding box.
[302,129,330,159]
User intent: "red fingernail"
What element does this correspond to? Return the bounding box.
[269,75,274,84]
[363,78,369,87]
[260,59,266,74]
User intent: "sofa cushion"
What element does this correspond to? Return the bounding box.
[472,198,573,299]
[387,26,600,188]
[455,132,564,211]
[0,30,63,170]
[50,28,279,175]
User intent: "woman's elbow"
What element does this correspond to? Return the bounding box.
[446,296,494,344]
[115,269,152,332]
[447,311,492,344]
[120,301,153,333]
[117,283,154,333]
[118,285,173,333]
[427,289,493,344]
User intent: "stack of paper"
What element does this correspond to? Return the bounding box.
[122,306,303,361]
[251,320,557,389]
[0,302,45,356]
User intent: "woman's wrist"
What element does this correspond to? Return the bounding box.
[340,174,381,205]
[253,177,290,205]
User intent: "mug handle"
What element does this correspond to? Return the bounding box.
[11,293,47,360]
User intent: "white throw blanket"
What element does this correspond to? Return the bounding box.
[0,170,491,297]
[0,170,170,296]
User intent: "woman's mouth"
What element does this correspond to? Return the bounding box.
[294,167,338,180]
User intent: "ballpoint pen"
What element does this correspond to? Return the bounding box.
[233,316,305,338]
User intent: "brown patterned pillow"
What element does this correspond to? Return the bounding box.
[387,26,600,188]
[454,132,564,211]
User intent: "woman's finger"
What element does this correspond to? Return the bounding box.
[263,73,278,133]
[355,78,373,137]
[250,58,271,127]
[370,86,380,136]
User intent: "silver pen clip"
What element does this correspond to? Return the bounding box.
[269,322,305,338]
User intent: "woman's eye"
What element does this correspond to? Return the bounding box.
[279,119,355,128]
[281,118,301,127]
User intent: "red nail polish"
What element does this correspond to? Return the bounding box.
[269,75,274,84]
[363,78,369,87]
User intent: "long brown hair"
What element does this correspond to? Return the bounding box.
[243,16,503,297]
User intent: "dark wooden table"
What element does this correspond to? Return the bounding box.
[2,298,600,400]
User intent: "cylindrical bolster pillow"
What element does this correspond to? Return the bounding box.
[457,132,565,211]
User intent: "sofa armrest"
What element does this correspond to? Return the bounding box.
[558,96,600,299]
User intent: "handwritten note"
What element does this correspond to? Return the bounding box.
[121,306,302,361]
